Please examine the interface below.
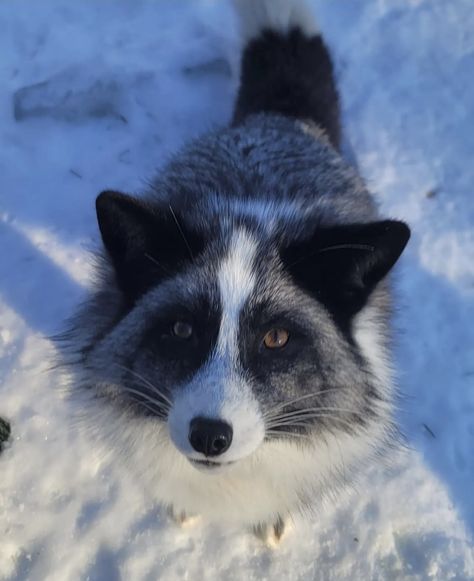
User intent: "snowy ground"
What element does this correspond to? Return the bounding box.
[1,0,473,579]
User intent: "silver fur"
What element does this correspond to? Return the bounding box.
[60,0,405,533]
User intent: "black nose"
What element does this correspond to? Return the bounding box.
[188,417,233,457]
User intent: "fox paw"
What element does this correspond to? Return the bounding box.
[252,516,288,547]
[167,505,200,528]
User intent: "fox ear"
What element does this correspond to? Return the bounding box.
[96,191,203,302]
[281,220,410,324]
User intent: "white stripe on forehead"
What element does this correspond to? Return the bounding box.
[217,229,257,357]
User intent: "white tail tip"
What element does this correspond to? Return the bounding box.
[233,0,319,42]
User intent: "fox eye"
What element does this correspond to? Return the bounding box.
[172,321,193,339]
[263,328,290,349]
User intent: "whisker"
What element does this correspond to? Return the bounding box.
[115,364,173,407]
[169,204,194,260]
[263,389,345,419]
[120,386,171,413]
[267,415,358,433]
[319,243,375,254]
[266,406,362,423]
[125,380,172,411]
[134,399,168,419]
[288,243,375,268]
[265,430,311,440]
[144,253,172,276]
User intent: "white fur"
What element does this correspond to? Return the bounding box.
[353,306,393,394]
[233,0,319,42]
[217,228,257,357]
[206,193,304,236]
[70,273,395,527]
[78,389,388,526]
[230,198,302,232]
[168,363,265,463]
[168,229,265,464]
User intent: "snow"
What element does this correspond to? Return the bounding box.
[1,0,473,579]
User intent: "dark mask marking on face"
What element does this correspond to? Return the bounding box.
[138,294,222,386]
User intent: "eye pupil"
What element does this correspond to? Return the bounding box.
[263,328,289,349]
[172,321,193,339]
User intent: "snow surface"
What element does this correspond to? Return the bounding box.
[1,0,473,579]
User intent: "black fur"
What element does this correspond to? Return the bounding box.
[233,28,341,149]
[0,417,10,453]
[96,191,205,306]
[281,220,411,330]
[60,2,412,529]
[139,294,222,385]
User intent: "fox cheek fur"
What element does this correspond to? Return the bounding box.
[60,0,410,534]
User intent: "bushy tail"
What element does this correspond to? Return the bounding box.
[232,0,340,149]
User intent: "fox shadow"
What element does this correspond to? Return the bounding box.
[0,221,86,337]
[394,253,474,535]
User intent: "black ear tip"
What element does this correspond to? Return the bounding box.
[96,190,124,213]
[95,191,138,229]
[96,190,114,216]
[392,220,411,246]
[381,219,410,246]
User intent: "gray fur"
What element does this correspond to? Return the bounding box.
[60,114,399,526]
[59,3,407,532]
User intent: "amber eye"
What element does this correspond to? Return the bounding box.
[172,321,193,339]
[263,328,290,349]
